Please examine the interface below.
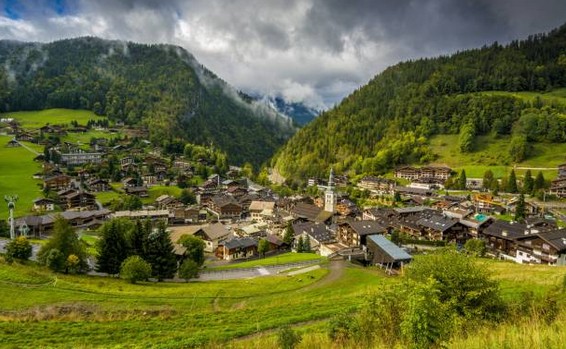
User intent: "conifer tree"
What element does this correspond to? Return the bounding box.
[303,237,311,253]
[296,236,304,253]
[96,218,132,274]
[143,222,177,281]
[458,170,467,190]
[507,170,518,193]
[523,170,534,194]
[534,171,546,191]
[514,194,526,221]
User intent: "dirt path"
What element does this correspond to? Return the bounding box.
[300,259,345,292]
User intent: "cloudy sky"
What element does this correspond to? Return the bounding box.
[1,0,566,109]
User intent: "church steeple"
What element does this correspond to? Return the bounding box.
[324,168,336,213]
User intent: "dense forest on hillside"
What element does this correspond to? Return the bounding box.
[273,24,566,180]
[0,37,294,166]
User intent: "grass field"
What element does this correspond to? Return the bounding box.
[143,185,183,205]
[0,257,564,348]
[206,252,324,270]
[0,135,43,220]
[428,134,564,178]
[1,109,104,129]
[478,88,566,107]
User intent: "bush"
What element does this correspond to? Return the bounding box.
[178,259,199,281]
[464,239,486,257]
[120,256,152,284]
[6,236,32,261]
[277,326,302,349]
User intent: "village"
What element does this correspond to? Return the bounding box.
[3,113,566,271]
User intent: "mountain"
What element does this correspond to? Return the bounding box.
[0,37,295,166]
[272,24,566,180]
[253,95,319,126]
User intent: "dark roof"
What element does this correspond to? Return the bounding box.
[211,194,241,208]
[197,223,230,241]
[222,236,257,250]
[346,220,386,236]
[416,215,458,233]
[536,229,566,252]
[292,221,335,243]
[368,235,412,261]
[483,220,528,240]
[265,234,284,246]
[292,202,323,221]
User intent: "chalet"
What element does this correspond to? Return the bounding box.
[507,197,539,216]
[473,193,506,215]
[336,198,359,217]
[14,209,110,237]
[415,214,464,242]
[142,175,157,186]
[6,138,20,147]
[558,163,566,178]
[395,166,451,182]
[33,198,56,212]
[44,174,72,191]
[16,130,37,142]
[60,151,103,165]
[357,176,396,195]
[366,235,412,271]
[227,186,248,198]
[62,191,97,210]
[249,201,276,222]
[292,221,336,252]
[125,186,149,197]
[291,202,333,223]
[172,206,206,224]
[395,166,419,181]
[215,236,257,260]
[394,186,432,197]
[209,194,242,220]
[515,229,566,265]
[122,177,139,188]
[155,195,184,210]
[264,233,287,251]
[481,220,529,260]
[550,177,566,198]
[86,178,110,192]
[112,210,170,222]
[337,220,387,247]
[194,223,231,252]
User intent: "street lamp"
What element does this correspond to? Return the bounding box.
[4,195,18,240]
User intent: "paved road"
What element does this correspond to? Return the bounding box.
[195,260,321,281]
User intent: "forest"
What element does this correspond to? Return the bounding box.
[273,24,566,180]
[0,37,295,166]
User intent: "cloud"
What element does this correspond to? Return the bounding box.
[1,0,566,109]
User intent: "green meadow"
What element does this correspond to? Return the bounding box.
[0,257,565,348]
[206,252,324,270]
[1,109,104,129]
[0,135,42,219]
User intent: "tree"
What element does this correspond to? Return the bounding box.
[458,169,467,190]
[506,169,518,193]
[129,220,149,258]
[515,194,526,221]
[406,249,504,321]
[6,236,32,261]
[178,235,205,266]
[143,222,177,281]
[296,236,304,253]
[303,237,311,253]
[178,189,196,205]
[120,256,152,284]
[37,216,88,273]
[283,222,294,246]
[534,171,546,192]
[96,218,133,274]
[523,169,534,194]
[393,191,402,203]
[509,134,528,162]
[482,170,494,191]
[464,239,486,257]
[0,220,8,238]
[459,123,475,153]
[277,326,302,349]
[178,259,199,281]
[258,238,269,258]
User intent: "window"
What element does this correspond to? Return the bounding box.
[542,243,550,251]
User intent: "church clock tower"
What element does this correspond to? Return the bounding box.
[324,168,337,213]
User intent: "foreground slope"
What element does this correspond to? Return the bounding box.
[273,24,566,180]
[0,37,295,165]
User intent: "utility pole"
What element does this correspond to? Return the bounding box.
[4,195,18,240]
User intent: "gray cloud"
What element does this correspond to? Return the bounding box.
[1,0,565,108]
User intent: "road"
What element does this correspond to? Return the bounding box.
[195,260,322,281]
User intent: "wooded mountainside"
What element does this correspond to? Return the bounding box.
[0,37,295,166]
[273,24,566,180]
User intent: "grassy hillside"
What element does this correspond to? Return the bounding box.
[0,135,42,220]
[0,258,564,348]
[2,108,104,129]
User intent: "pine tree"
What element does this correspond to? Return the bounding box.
[296,236,304,253]
[283,222,294,246]
[96,218,132,274]
[482,170,494,191]
[129,220,147,258]
[523,170,534,194]
[506,170,518,193]
[303,237,311,253]
[534,171,546,191]
[458,170,467,190]
[37,216,88,273]
[143,222,177,281]
[514,194,526,221]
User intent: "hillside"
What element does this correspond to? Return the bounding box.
[0,37,295,166]
[272,24,566,180]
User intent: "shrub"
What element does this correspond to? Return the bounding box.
[120,256,152,284]
[178,259,199,281]
[277,326,302,349]
[6,236,32,261]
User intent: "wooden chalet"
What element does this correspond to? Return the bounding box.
[194,223,231,252]
[215,236,257,260]
[337,220,387,247]
[208,194,242,220]
[44,174,72,191]
[62,191,97,210]
[86,178,110,192]
[515,229,566,265]
[357,176,396,195]
[249,201,276,222]
[125,186,149,197]
[33,198,56,212]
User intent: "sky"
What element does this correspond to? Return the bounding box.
[1,0,566,109]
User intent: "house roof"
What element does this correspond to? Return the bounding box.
[221,236,257,250]
[483,220,527,240]
[536,229,566,252]
[211,194,241,208]
[345,220,386,236]
[292,202,323,221]
[292,221,334,243]
[416,215,458,233]
[249,201,275,212]
[368,235,412,261]
[198,223,230,241]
